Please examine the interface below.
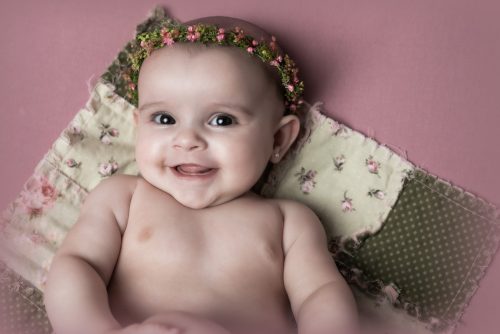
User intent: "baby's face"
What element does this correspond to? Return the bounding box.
[134,45,287,209]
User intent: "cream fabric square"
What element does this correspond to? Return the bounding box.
[261,103,415,241]
[0,81,138,290]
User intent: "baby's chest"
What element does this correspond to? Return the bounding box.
[117,191,285,285]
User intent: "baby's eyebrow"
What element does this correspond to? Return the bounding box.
[137,102,253,115]
[209,102,253,115]
[138,102,166,112]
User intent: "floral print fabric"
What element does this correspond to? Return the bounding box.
[261,102,415,242]
[0,81,138,292]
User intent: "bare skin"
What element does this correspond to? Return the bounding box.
[108,176,297,334]
[44,31,359,334]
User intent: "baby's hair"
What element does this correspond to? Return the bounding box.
[126,16,305,117]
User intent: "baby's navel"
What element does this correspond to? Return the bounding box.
[137,226,153,242]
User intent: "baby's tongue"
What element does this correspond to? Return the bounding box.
[177,164,212,174]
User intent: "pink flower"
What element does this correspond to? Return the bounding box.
[287,84,294,92]
[216,28,225,42]
[99,163,112,176]
[252,40,259,46]
[41,183,56,199]
[305,170,317,179]
[295,168,317,194]
[247,46,254,54]
[100,134,112,145]
[341,199,354,212]
[368,189,385,200]
[109,128,119,137]
[161,28,176,46]
[269,60,279,67]
[98,160,119,177]
[365,156,380,174]
[233,27,245,42]
[69,124,81,135]
[18,174,58,217]
[341,191,355,213]
[65,158,79,168]
[186,26,201,42]
[301,180,315,194]
[163,35,175,46]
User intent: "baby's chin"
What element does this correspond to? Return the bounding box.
[168,190,242,210]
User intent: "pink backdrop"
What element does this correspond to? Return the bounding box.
[0,0,499,333]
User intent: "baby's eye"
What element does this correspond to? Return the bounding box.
[209,114,236,127]
[152,113,175,125]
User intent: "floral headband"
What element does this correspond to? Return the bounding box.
[125,21,305,113]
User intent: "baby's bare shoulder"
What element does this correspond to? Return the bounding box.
[84,174,138,232]
[273,199,326,253]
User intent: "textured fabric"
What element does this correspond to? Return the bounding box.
[1,5,499,334]
[336,168,500,331]
[0,81,138,291]
[261,103,415,240]
[0,261,52,334]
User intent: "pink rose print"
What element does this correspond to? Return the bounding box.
[295,167,317,194]
[216,28,225,42]
[333,154,346,171]
[100,134,112,145]
[341,191,356,213]
[18,174,58,218]
[301,180,315,193]
[368,189,385,199]
[65,123,84,144]
[99,124,120,145]
[65,158,81,168]
[365,155,381,176]
[109,128,119,137]
[98,159,119,177]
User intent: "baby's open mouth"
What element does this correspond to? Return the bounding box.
[174,164,215,176]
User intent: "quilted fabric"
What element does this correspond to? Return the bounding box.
[0,262,52,334]
[261,104,414,240]
[1,5,499,334]
[336,168,500,331]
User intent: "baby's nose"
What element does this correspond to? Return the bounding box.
[172,128,207,151]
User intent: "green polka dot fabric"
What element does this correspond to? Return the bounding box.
[335,168,500,331]
[0,261,52,334]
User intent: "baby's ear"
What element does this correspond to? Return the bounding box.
[271,115,300,163]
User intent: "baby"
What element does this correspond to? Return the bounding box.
[44,16,359,334]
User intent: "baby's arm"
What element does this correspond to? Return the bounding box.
[44,175,135,334]
[280,201,359,334]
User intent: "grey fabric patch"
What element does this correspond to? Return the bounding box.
[334,168,500,331]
